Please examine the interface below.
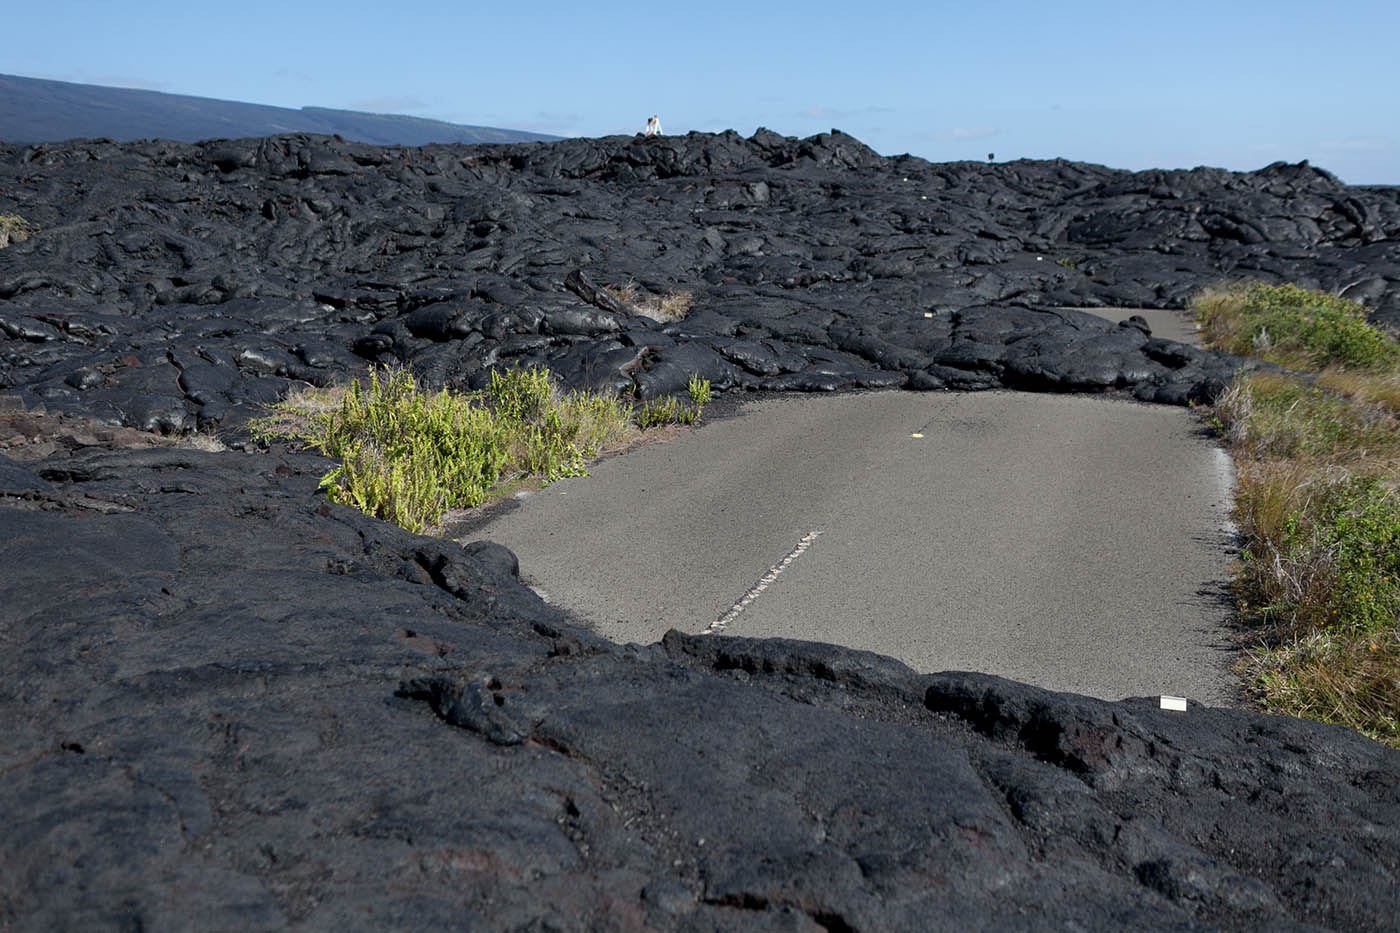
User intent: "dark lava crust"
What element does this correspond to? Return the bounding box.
[4,128,1400,430]
[2,130,1398,930]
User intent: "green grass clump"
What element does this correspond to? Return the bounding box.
[688,372,713,407]
[1315,369,1400,415]
[253,369,511,532]
[1236,473,1400,637]
[636,374,712,429]
[1194,282,1400,372]
[252,366,711,534]
[1194,282,1400,747]
[0,214,38,249]
[636,396,688,428]
[1250,633,1399,747]
[1211,371,1400,460]
[1290,479,1400,634]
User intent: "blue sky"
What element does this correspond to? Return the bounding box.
[10,0,1399,183]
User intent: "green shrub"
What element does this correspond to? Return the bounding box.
[688,373,713,407]
[1198,280,1400,748]
[489,365,552,423]
[252,367,712,533]
[303,369,512,532]
[1194,282,1400,371]
[636,396,682,429]
[1312,480,1400,634]
[1241,475,1400,636]
[634,375,711,429]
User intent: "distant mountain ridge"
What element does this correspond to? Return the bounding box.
[0,73,559,146]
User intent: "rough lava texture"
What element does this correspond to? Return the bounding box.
[3,130,1400,930]
[5,129,1400,431]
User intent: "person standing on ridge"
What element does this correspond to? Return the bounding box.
[644,114,662,137]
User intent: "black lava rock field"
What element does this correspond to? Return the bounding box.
[2,130,1398,930]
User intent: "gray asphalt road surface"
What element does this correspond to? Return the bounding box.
[462,347,1241,705]
[1068,306,1203,345]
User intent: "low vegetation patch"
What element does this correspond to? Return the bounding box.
[603,279,695,323]
[637,374,712,428]
[1195,284,1400,747]
[174,430,229,452]
[1314,369,1400,414]
[0,214,38,249]
[1194,281,1400,372]
[252,366,709,534]
[1211,371,1400,461]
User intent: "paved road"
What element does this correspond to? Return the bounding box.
[460,310,1242,705]
[1066,306,1202,345]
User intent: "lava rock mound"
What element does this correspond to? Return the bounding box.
[3,130,1399,929]
[2,436,1397,930]
[4,130,1399,431]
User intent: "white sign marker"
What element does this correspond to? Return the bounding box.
[1160,695,1188,712]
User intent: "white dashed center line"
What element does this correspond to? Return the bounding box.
[701,531,823,636]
